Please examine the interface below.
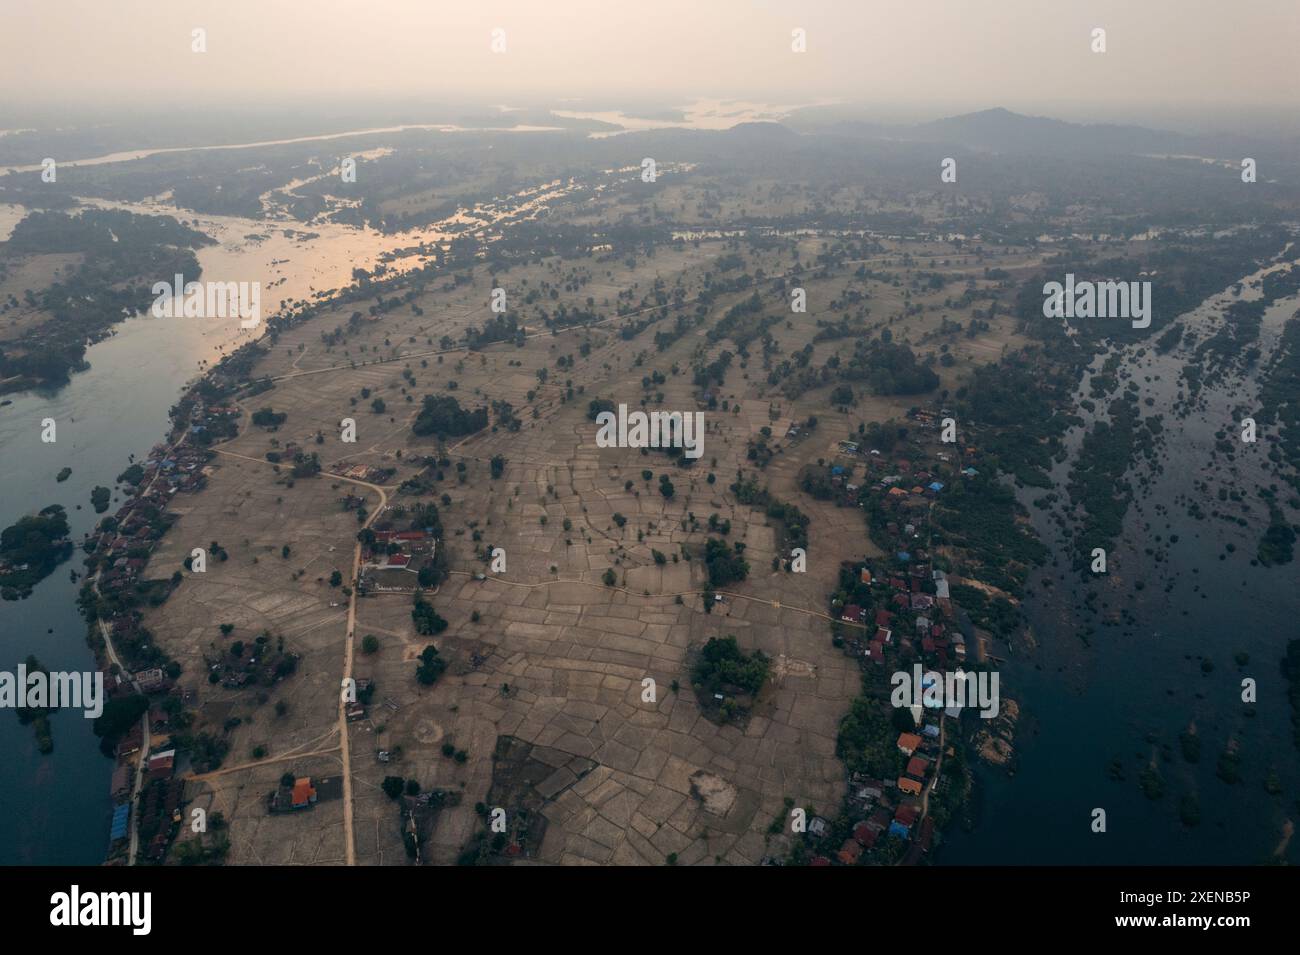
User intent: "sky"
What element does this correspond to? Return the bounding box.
[1,0,1297,131]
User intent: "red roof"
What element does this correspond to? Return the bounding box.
[291,778,317,807]
[853,821,877,847]
[895,805,920,826]
[906,756,929,778]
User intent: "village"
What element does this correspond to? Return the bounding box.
[785,407,1016,866]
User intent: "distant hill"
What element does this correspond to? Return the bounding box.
[785,105,1279,160]
[908,107,1190,156]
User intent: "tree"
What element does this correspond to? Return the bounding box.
[602,568,617,586]
[361,634,380,654]
[329,570,343,587]
[415,645,447,685]
[381,776,405,799]
[412,596,448,635]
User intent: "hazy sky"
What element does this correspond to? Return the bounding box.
[3,0,1297,128]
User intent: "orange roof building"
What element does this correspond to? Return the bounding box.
[291,778,317,809]
[897,732,923,755]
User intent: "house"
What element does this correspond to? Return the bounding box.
[906,756,929,778]
[859,568,872,585]
[808,816,830,838]
[853,821,878,848]
[895,805,920,827]
[840,604,865,624]
[291,778,317,809]
[136,667,167,693]
[855,780,884,802]
[146,749,175,782]
[898,776,923,796]
[837,840,863,865]
[897,732,923,755]
[888,820,911,840]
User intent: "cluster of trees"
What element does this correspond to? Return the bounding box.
[703,537,748,586]
[251,407,286,428]
[841,341,939,396]
[412,395,488,438]
[0,504,72,594]
[692,636,770,699]
[412,595,448,635]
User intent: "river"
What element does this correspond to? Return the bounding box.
[943,251,1300,864]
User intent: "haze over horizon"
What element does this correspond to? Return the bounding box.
[2,0,1298,136]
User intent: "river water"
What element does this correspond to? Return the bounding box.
[0,301,251,863]
[943,252,1300,865]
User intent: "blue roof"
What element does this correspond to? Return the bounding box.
[110,804,130,840]
[897,551,911,561]
[889,821,910,839]
[928,481,944,491]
